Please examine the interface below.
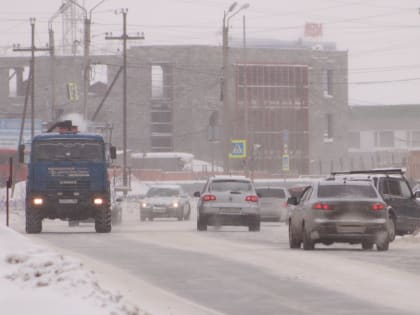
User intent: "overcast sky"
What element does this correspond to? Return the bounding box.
[1,0,420,105]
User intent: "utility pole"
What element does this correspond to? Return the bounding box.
[68,0,106,121]
[13,18,51,138]
[106,9,144,194]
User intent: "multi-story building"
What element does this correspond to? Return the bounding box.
[0,40,349,176]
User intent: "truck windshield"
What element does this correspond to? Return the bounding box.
[32,139,104,162]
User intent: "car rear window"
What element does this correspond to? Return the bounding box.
[318,184,378,198]
[256,188,286,198]
[211,180,252,192]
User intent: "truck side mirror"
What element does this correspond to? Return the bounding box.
[18,144,25,163]
[110,146,117,160]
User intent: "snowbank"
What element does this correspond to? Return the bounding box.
[0,225,143,315]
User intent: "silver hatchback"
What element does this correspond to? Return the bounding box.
[194,175,261,231]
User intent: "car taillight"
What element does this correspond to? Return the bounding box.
[312,202,333,210]
[372,203,386,211]
[202,194,216,201]
[245,195,259,202]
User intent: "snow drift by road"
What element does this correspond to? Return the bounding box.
[0,224,143,315]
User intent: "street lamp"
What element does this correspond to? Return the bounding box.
[222,2,249,174]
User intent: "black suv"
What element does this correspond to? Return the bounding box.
[330,169,420,239]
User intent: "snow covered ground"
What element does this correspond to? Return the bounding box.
[0,181,147,315]
[0,224,144,315]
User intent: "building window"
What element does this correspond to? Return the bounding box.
[151,65,163,98]
[322,69,333,97]
[411,131,420,147]
[349,132,360,149]
[375,131,394,147]
[324,113,333,142]
[9,66,29,97]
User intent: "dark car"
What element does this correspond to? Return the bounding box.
[330,169,420,239]
[194,175,261,231]
[140,184,191,221]
[255,186,290,222]
[288,179,392,251]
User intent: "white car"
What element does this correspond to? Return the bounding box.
[255,186,290,222]
[140,184,191,221]
[194,175,261,231]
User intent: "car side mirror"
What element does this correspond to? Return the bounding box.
[287,196,298,206]
[194,191,201,197]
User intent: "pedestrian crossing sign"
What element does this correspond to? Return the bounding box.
[229,139,246,159]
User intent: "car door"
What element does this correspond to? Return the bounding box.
[379,177,420,233]
[292,185,313,234]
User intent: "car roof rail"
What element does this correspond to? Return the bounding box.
[330,168,405,178]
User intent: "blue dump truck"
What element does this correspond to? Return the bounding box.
[19,120,116,233]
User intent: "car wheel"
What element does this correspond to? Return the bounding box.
[248,216,260,232]
[361,240,374,250]
[376,231,390,251]
[177,208,184,221]
[197,215,207,231]
[288,222,301,249]
[388,216,396,242]
[302,224,314,250]
[183,203,191,220]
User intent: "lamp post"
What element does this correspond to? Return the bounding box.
[222,2,249,174]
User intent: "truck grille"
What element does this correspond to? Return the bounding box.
[47,179,90,191]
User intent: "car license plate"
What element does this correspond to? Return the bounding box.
[59,199,78,204]
[153,207,166,213]
[337,225,365,233]
[220,208,241,214]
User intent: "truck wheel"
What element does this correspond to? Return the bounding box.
[95,207,111,233]
[26,207,42,234]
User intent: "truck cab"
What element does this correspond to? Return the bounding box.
[20,120,116,233]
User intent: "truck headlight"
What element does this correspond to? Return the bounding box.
[93,197,104,205]
[32,197,44,205]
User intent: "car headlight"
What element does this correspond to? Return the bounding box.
[93,197,104,205]
[172,201,179,208]
[32,197,44,206]
[141,202,148,208]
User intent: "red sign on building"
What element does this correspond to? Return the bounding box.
[304,23,323,37]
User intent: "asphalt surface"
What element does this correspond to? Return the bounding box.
[13,203,420,315]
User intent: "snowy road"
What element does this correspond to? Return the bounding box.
[12,203,420,315]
